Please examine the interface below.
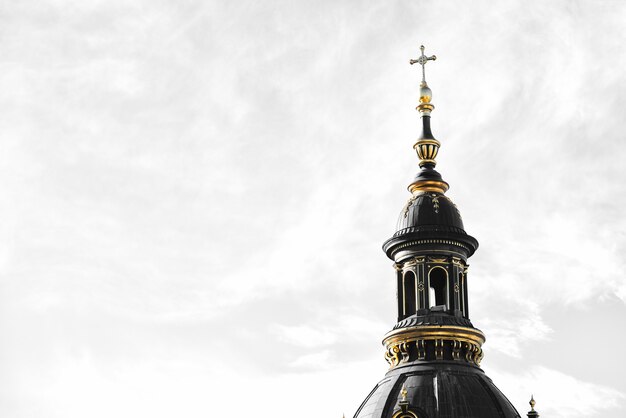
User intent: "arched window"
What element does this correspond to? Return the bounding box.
[463,272,469,318]
[459,272,465,316]
[397,271,404,321]
[403,271,416,317]
[428,267,448,309]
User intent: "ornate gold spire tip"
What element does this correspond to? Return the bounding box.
[406,43,446,191]
[529,395,536,411]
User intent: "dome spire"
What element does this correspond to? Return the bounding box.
[407,45,449,194]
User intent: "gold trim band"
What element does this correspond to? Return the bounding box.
[382,325,485,369]
[384,325,485,345]
[413,139,440,147]
[417,103,434,113]
[408,180,449,194]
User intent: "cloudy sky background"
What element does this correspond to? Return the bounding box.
[1,1,625,417]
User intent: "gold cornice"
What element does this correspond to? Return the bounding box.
[382,325,485,369]
[383,325,485,346]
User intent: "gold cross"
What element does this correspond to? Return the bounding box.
[410,45,437,83]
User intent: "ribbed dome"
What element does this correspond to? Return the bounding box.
[383,190,479,260]
[354,363,520,418]
[395,192,465,237]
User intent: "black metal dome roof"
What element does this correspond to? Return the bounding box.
[395,192,465,237]
[354,362,521,418]
[383,188,479,260]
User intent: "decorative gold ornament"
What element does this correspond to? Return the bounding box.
[527,395,540,417]
[435,338,444,360]
[452,257,465,267]
[403,258,417,268]
[452,340,461,360]
[403,194,419,218]
[382,325,485,369]
[392,383,420,418]
[392,408,419,418]
[430,194,440,213]
[400,384,408,402]
[413,138,440,167]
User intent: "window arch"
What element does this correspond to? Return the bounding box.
[403,271,416,317]
[428,267,448,309]
[397,270,404,321]
[459,272,465,316]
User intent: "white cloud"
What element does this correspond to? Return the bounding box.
[479,297,553,358]
[288,349,333,369]
[272,324,338,348]
[491,365,625,418]
[1,1,625,417]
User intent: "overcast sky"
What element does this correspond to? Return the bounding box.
[1,1,625,417]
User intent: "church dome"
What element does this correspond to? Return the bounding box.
[383,187,479,260]
[354,363,521,418]
[353,45,525,418]
[395,192,465,237]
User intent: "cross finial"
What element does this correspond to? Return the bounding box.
[410,45,437,83]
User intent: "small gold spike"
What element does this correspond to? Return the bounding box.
[400,384,408,402]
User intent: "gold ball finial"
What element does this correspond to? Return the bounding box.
[419,81,432,104]
[529,395,536,411]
